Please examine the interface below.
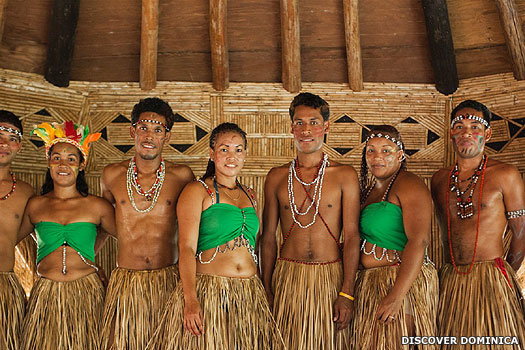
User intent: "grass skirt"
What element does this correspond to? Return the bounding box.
[438,260,525,349]
[351,263,438,350]
[272,259,351,350]
[20,273,104,350]
[0,272,26,350]
[100,265,178,350]
[146,273,285,350]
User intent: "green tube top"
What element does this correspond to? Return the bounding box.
[197,203,259,252]
[35,221,97,264]
[359,201,407,251]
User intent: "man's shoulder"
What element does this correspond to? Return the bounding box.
[431,166,452,183]
[266,163,290,179]
[486,158,521,182]
[327,160,356,174]
[164,161,195,181]
[103,160,129,174]
[15,179,35,197]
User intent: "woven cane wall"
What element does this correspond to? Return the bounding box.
[1,69,524,289]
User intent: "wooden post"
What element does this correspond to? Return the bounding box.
[209,0,229,91]
[495,0,525,80]
[0,0,8,41]
[343,0,363,91]
[280,0,301,93]
[44,0,80,87]
[140,0,159,91]
[421,0,458,95]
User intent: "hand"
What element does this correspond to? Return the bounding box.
[184,298,205,336]
[333,295,354,330]
[265,287,274,309]
[375,292,403,323]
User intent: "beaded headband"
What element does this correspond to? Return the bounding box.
[132,119,170,132]
[365,133,404,150]
[0,125,22,140]
[31,121,102,166]
[451,114,490,129]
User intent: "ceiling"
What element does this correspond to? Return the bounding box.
[0,0,523,87]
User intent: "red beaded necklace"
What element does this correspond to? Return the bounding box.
[446,156,488,275]
[0,171,16,201]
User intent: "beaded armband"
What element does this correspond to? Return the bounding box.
[506,209,525,220]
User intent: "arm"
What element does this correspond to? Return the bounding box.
[502,166,525,270]
[333,166,360,330]
[95,197,116,254]
[16,198,36,244]
[260,168,280,306]
[177,181,205,336]
[375,173,431,322]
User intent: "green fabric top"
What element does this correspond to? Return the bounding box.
[359,201,407,251]
[35,221,97,264]
[197,203,259,252]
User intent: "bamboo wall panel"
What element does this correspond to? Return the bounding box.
[2,69,524,283]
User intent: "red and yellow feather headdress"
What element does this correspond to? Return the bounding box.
[31,121,101,166]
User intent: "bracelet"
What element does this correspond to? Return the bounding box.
[339,291,355,301]
[506,209,525,220]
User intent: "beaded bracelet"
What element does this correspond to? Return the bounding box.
[339,291,355,301]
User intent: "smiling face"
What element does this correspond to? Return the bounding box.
[48,142,83,187]
[450,107,491,159]
[0,122,22,167]
[365,136,403,179]
[209,131,246,178]
[130,112,171,160]
[290,105,329,154]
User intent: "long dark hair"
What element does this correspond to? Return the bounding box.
[360,125,407,197]
[41,144,89,196]
[202,122,247,180]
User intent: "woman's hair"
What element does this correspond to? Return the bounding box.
[41,143,89,196]
[360,125,407,197]
[201,122,247,180]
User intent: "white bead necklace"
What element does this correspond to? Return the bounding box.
[126,157,166,213]
[287,153,329,229]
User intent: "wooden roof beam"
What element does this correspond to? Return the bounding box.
[44,0,80,87]
[343,0,363,91]
[495,0,525,80]
[140,0,159,90]
[209,0,229,91]
[0,0,8,41]
[421,0,458,95]
[280,0,301,93]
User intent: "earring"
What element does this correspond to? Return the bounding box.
[400,153,406,162]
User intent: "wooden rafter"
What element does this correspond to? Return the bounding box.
[209,0,229,91]
[280,0,301,93]
[44,0,80,87]
[495,0,525,80]
[421,0,458,95]
[0,0,8,41]
[343,0,363,91]
[140,0,159,91]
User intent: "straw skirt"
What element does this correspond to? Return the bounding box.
[0,272,26,350]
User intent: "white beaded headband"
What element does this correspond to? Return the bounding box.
[365,133,403,150]
[132,119,170,131]
[0,125,22,140]
[451,114,490,128]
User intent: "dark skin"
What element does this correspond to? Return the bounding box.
[100,112,194,270]
[18,142,116,282]
[261,105,361,331]
[0,122,34,272]
[361,136,431,329]
[431,107,525,271]
[179,131,257,336]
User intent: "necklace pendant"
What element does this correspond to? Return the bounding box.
[146,194,153,201]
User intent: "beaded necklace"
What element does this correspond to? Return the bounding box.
[214,177,241,201]
[0,170,16,201]
[287,153,329,229]
[126,157,166,213]
[446,155,488,275]
[449,155,486,219]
